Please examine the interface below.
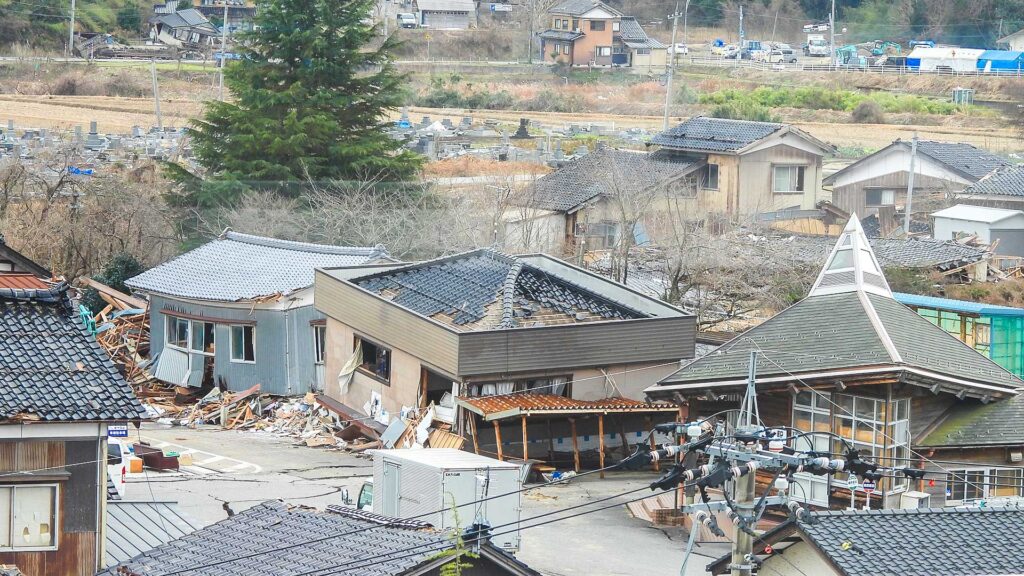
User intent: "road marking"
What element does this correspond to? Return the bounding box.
[195,455,225,465]
[140,436,263,475]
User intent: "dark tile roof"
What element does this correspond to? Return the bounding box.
[539,30,585,42]
[99,500,528,576]
[650,117,785,153]
[106,477,121,501]
[125,231,388,301]
[104,501,201,568]
[0,284,145,422]
[651,290,1021,392]
[964,164,1024,197]
[547,0,618,16]
[709,507,1024,576]
[355,249,647,330]
[617,16,648,41]
[522,148,702,212]
[914,140,1013,180]
[919,394,1024,447]
[770,235,988,270]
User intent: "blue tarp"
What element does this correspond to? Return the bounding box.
[977,50,1024,70]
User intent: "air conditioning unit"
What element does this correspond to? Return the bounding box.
[900,491,931,509]
[573,27,581,33]
[1009,451,1022,463]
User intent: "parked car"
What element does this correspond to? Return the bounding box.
[767,48,798,64]
[668,43,688,54]
[720,43,739,58]
[396,12,417,28]
[107,437,130,499]
[802,22,829,33]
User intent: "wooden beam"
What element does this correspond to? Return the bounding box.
[76,276,146,309]
[419,369,429,408]
[493,420,503,461]
[521,415,529,461]
[598,414,605,479]
[617,417,631,458]
[469,413,479,455]
[569,418,580,473]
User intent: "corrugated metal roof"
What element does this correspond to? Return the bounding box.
[931,204,1024,223]
[894,292,1024,317]
[0,274,48,290]
[104,501,201,568]
[375,448,520,469]
[416,0,475,11]
[979,50,1024,61]
[459,393,677,420]
[125,232,388,301]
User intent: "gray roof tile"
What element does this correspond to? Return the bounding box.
[919,394,1024,447]
[768,235,988,270]
[617,17,648,41]
[547,0,619,16]
[539,30,585,41]
[104,501,200,568]
[125,232,387,301]
[914,140,1012,180]
[356,249,646,328]
[100,501,473,576]
[521,148,702,212]
[964,164,1024,197]
[652,290,1021,391]
[0,284,145,422]
[651,117,784,153]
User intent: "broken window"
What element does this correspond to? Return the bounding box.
[314,325,327,365]
[230,325,255,363]
[0,485,57,550]
[590,20,605,31]
[865,189,895,206]
[166,317,189,349]
[773,165,805,193]
[356,336,391,383]
[190,321,215,355]
[704,163,719,189]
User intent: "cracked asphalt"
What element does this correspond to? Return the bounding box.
[132,423,726,575]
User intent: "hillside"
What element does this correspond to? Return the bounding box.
[0,0,152,48]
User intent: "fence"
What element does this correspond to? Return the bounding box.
[686,56,1024,78]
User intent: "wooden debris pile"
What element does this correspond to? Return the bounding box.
[78,277,152,386]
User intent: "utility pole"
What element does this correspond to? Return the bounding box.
[219,2,229,101]
[527,1,534,64]
[829,0,836,66]
[904,133,918,235]
[729,351,759,576]
[662,1,682,131]
[738,4,744,47]
[151,59,164,132]
[68,0,76,59]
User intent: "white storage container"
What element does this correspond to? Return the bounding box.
[371,448,524,550]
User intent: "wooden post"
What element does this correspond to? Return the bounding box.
[617,418,631,458]
[468,414,479,455]
[546,419,555,462]
[521,415,529,461]
[493,420,503,461]
[569,418,580,472]
[598,414,605,478]
[418,368,428,408]
[646,416,659,472]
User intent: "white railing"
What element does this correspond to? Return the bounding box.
[686,55,1024,78]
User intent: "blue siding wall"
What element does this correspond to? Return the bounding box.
[148,295,322,395]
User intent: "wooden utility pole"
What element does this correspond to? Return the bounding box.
[829,0,836,65]
[904,133,919,235]
[68,0,76,58]
[218,2,229,101]
[662,1,683,130]
[150,59,164,132]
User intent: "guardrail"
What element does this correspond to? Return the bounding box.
[686,56,1024,78]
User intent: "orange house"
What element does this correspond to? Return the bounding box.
[539,0,621,66]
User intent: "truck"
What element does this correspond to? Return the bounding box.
[396,13,417,28]
[371,449,524,550]
[805,34,829,57]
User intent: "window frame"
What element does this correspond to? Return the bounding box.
[355,335,392,384]
[313,325,327,365]
[612,21,620,32]
[0,484,59,552]
[597,46,611,56]
[865,188,895,207]
[945,467,1024,504]
[165,316,190,350]
[704,163,719,190]
[189,320,215,356]
[229,324,256,364]
[589,20,605,31]
[772,165,807,194]
[563,43,570,55]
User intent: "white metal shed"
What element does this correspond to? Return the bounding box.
[932,204,1024,255]
[416,0,476,29]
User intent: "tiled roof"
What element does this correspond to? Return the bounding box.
[709,507,1024,576]
[547,0,620,16]
[769,235,988,270]
[651,117,784,153]
[125,231,388,301]
[650,290,1022,393]
[459,393,677,419]
[914,140,1012,180]
[617,16,647,41]
[99,500,516,576]
[104,501,200,568]
[963,164,1024,197]
[0,284,144,422]
[0,273,49,290]
[539,30,585,41]
[919,394,1024,447]
[521,148,702,212]
[355,249,647,330]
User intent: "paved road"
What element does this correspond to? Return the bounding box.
[128,423,724,575]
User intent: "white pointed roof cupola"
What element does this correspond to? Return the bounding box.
[808,214,892,298]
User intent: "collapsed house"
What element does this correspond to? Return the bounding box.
[125,231,391,395]
[313,248,694,470]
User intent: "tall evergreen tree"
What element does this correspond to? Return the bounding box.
[189,0,421,195]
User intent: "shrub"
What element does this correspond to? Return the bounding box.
[709,100,778,122]
[50,71,102,95]
[851,100,886,124]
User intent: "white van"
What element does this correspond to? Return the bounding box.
[396,13,417,28]
[107,438,130,499]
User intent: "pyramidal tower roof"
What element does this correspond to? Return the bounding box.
[808,214,892,299]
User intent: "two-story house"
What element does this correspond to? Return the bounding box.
[0,279,145,576]
[539,0,665,68]
[125,231,391,395]
[502,118,833,256]
[645,217,1023,510]
[314,248,694,467]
